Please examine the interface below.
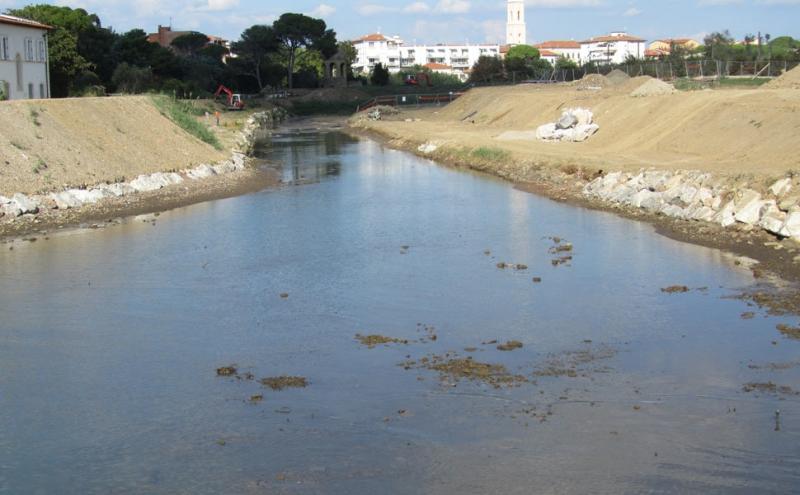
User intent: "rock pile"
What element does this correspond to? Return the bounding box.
[536,108,599,143]
[584,170,800,241]
[236,108,288,155]
[630,79,677,97]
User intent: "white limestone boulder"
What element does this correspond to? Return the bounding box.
[733,190,763,225]
[186,164,217,180]
[759,204,787,235]
[769,178,792,197]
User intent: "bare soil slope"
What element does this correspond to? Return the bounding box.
[370,82,800,176]
[0,96,226,195]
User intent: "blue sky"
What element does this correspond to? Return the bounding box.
[3,0,799,44]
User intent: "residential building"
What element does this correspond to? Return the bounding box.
[147,25,231,53]
[539,50,560,65]
[0,14,51,100]
[580,32,646,65]
[534,41,582,64]
[506,0,526,46]
[352,33,500,80]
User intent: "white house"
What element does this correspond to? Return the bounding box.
[534,41,582,65]
[0,14,51,100]
[352,33,500,80]
[580,32,645,65]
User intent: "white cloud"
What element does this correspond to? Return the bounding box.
[756,0,800,4]
[623,7,642,16]
[404,1,431,12]
[358,3,397,15]
[192,0,240,12]
[309,3,336,17]
[435,0,471,13]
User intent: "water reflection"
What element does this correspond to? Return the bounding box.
[0,131,798,494]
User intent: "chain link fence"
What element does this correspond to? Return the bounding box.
[473,59,800,86]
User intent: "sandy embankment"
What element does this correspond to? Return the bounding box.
[350,77,800,280]
[0,96,285,239]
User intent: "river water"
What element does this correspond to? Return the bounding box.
[1,130,799,494]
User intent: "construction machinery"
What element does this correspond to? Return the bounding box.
[404,73,433,87]
[214,85,245,110]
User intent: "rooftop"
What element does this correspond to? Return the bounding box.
[581,33,645,44]
[0,14,53,30]
[535,40,580,49]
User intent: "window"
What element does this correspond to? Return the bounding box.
[1,36,8,60]
[28,82,34,99]
[39,83,45,98]
[37,40,45,62]
[25,38,33,61]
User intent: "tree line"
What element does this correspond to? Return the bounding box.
[8,5,345,98]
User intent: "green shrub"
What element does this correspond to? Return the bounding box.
[150,95,222,150]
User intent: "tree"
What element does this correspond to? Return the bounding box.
[555,57,578,71]
[171,32,210,57]
[469,56,504,83]
[370,63,390,86]
[272,13,330,89]
[231,25,278,91]
[111,62,153,93]
[506,45,540,61]
[703,30,735,60]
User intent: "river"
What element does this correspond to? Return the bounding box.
[1,129,798,494]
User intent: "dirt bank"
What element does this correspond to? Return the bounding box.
[0,99,290,240]
[348,83,800,282]
[0,96,228,196]
[356,82,800,176]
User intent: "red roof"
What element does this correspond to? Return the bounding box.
[0,14,53,30]
[424,62,452,70]
[539,49,559,57]
[581,34,645,44]
[535,40,580,49]
[355,33,388,43]
[645,49,667,58]
[656,38,694,45]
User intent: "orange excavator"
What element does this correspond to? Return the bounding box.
[214,85,245,110]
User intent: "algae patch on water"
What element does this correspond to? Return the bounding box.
[404,353,529,389]
[661,285,690,293]
[742,382,798,395]
[776,324,800,340]
[260,376,308,391]
[355,333,410,348]
[497,340,523,351]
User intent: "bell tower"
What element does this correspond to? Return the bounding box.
[506,0,527,46]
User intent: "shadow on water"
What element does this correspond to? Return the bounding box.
[0,130,798,494]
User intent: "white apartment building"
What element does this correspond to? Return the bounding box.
[352,33,500,79]
[580,32,645,65]
[0,15,51,100]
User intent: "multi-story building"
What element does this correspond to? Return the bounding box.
[646,38,700,58]
[0,14,51,100]
[534,41,582,64]
[147,25,231,55]
[580,32,646,65]
[352,33,500,80]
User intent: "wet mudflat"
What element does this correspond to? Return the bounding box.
[1,130,799,494]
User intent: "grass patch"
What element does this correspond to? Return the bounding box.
[29,107,41,126]
[470,147,510,162]
[151,95,222,150]
[674,78,713,91]
[32,158,47,174]
[289,100,357,116]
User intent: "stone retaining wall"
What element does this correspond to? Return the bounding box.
[583,170,800,241]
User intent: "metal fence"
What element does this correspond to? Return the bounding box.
[474,59,800,85]
[356,92,466,112]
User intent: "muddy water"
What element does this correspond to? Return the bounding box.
[1,130,799,494]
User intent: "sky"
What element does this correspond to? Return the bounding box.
[2,0,799,45]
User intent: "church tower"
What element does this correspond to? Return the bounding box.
[506,0,526,46]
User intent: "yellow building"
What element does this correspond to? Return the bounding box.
[648,39,700,54]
